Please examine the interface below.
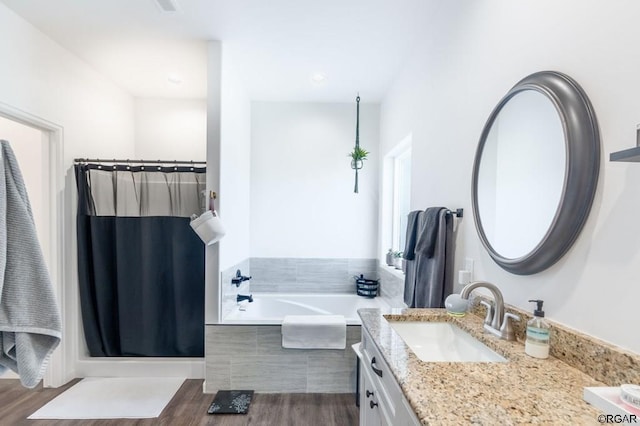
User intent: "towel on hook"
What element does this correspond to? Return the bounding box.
[0,140,61,388]
[404,208,454,308]
[415,207,447,258]
[281,315,346,349]
[402,210,422,261]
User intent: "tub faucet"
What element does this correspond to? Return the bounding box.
[237,294,253,303]
[231,269,252,287]
[460,281,519,341]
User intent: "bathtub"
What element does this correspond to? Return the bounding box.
[206,293,389,393]
[222,293,389,325]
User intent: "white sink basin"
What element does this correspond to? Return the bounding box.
[388,321,507,363]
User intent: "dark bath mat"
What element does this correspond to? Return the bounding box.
[207,390,254,414]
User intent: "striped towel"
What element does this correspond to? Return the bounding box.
[0,140,61,388]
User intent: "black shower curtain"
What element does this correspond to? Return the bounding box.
[75,164,206,357]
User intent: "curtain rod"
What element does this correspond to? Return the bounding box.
[74,158,206,165]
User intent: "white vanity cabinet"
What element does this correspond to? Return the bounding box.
[358,328,421,426]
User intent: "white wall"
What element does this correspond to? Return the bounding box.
[205,41,222,324]
[251,102,379,258]
[0,3,136,381]
[218,48,251,271]
[0,5,135,164]
[380,0,640,354]
[0,117,47,247]
[134,98,206,160]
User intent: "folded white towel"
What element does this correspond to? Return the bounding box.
[281,315,346,349]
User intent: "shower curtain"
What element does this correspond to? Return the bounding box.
[75,163,206,357]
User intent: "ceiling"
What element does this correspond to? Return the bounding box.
[0,0,439,102]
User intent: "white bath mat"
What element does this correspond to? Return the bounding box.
[28,377,185,419]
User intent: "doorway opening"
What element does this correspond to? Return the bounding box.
[0,116,49,379]
[0,104,65,387]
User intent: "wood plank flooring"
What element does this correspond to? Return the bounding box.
[0,379,359,426]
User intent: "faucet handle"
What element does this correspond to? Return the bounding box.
[500,313,520,341]
[503,312,520,322]
[479,300,494,326]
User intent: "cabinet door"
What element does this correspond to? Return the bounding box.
[360,360,393,426]
[360,360,381,426]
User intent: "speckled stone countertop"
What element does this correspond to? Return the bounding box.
[359,308,605,425]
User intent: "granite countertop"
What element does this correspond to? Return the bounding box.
[358,308,604,425]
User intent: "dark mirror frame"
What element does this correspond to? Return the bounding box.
[471,71,600,275]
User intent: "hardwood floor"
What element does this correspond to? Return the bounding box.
[0,379,359,426]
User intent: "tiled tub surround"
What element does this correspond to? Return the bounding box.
[204,325,361,393]
[250,258,378,293]
[223,293,389,324]
[377,264,405,307]
[209,258,389,393]
[220,258,379,321]
[360,304,640,425]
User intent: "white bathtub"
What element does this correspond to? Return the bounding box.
[222,293,389,325]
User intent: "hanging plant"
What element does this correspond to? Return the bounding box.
[350,94,368,193]
[348,146,369,163]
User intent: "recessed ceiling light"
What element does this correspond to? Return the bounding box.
[167,74,183,85]
[311,73,327,83]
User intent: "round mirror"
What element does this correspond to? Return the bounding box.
[472,71,600,275]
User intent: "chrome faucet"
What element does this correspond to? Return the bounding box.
[460,281,519,341]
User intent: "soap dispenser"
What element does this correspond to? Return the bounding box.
[525,299,551,359]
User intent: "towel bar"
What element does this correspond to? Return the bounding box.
[446,208,463,218]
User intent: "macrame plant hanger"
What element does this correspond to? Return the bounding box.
[351,94,363,193]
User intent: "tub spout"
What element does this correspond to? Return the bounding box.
[237,294,253,303]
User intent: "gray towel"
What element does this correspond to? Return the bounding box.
[404,208,454,308]
[402,210,422,261]
[403,211,423,306]
[0,140,61,388]
[414,209,454,308]
[415,207,447,258]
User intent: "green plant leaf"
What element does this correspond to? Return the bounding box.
[348,146,369,161]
